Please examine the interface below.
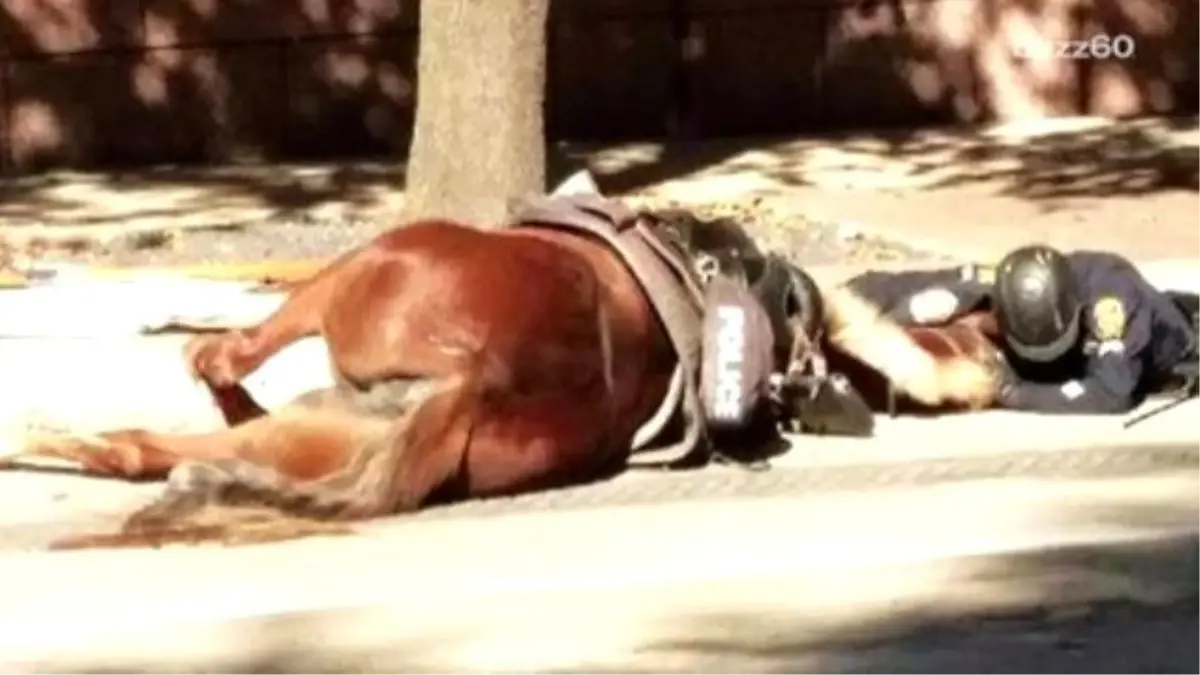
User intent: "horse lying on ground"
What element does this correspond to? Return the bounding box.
[4,192,1004,549]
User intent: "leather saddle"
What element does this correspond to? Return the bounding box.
[638,208,874,439]
[512,195,878,468]
[512,195,710,468]
[639,209,821,364]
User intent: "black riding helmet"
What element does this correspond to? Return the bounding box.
[993,244,1082,363]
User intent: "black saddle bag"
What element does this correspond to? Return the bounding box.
[698,274,776,432]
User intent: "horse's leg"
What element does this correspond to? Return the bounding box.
[207,381,270,427]
[33,247,394,472]
[38,383,408,549]
[132,382,628,528]
[11,385,366,479]
[185,245,380,387]
[31,376,458,550]
[119,376,472,533]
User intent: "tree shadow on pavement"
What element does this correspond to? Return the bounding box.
[13,474,1197,674]
[0,162,406,235]
[591,490,1200,674]
[584,115,1199,209]
[2,0,1197,233]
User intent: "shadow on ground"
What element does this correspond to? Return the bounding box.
[0,116,1194,236]
[586,116,1199,207]
[0,0,1197,235]
[0,162,406,229]
[12,472,1197,674]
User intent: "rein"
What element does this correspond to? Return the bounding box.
[516,194,875,470]
[684,242,873,469]
[687,241,876,444]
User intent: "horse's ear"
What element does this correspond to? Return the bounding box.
[550,169,602,197]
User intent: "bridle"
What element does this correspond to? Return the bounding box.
[663,216,874,441]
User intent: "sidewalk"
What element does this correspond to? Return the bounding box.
[0,315,1193,669]
[591,115,1199,261]
[0,117,1195,672]
[0,459,1195,671]
[0,115,1194,263]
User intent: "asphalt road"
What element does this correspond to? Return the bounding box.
[1,440,1194,551]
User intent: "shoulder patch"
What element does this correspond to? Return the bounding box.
[1091,296,1126,341]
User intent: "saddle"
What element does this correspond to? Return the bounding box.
[513,195,872,467]
[513,194,712,467]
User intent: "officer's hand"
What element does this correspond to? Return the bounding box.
[994,356,1022,408]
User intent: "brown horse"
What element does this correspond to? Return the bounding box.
[35,215,681,545]
[6,199,1004,549]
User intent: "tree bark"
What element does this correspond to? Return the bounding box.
[404,0,550,227]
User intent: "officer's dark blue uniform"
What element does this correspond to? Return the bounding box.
[846,265,991,325]
[847,252,1198,415]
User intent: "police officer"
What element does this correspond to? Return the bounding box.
[988,244,1197,414]
[848,245,1197,414]
[846,264,992,327]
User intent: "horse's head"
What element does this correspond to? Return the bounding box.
[640,206,871,438]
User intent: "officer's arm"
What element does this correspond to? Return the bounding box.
[892,282,990,325]
[1001,298,1148,414]
[846,267,990,325]
[846,268,961,304]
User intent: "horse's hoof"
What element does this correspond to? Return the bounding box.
[183,331,257,387]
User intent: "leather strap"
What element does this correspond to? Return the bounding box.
[513,194,709,467]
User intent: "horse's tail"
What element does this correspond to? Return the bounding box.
[820,282,1003,410]
[49,511,357,551]
[48,377,478,551]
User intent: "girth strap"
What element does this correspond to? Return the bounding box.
[513,194,709,467]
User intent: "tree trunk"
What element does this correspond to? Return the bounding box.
[404,0,550,227]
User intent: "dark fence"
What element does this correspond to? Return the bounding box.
[0,0,1196,174]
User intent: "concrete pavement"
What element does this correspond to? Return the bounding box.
[0,125,1194,670]
[0,260,1192,670]
[593,115,1199,261]
[0,115,1194,263]
[0,462,1194,672]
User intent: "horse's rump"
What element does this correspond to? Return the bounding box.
[9,216,684,550]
